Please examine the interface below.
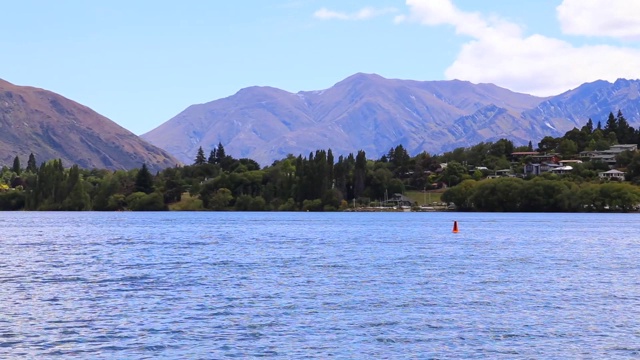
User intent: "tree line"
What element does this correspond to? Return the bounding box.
[0,141,452,211]
[442,177,640,212]
[2,111,640,211]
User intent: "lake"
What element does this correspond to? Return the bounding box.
[1,212,640,358]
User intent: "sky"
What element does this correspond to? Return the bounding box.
[2,0,640,135]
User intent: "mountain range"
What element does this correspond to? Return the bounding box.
[3,73,640,170]
[142,73,640,166]
[0,79,177,172]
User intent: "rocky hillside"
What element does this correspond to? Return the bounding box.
[142,73,640,165]
[0,79,178,172]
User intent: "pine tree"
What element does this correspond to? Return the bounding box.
[194,146,206,165]
[327,149,335,189]
[216,142,226,162]
[582,118,594,134]
[12,156,20,175]
[604,112,617,135]
[208,149,217,164]
[354,150,367,199]
[27,153,37,173]
[134,163,155,194]
[615,110,634,144]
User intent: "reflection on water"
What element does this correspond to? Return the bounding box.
[1,212,640,358]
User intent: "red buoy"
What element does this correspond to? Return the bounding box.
[452,220,459,233]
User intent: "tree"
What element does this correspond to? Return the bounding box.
[441,161,467,187]
[557,139,578,157]
[160,167,184,204]
[63,179,90,210]
[442,179,477,210]
[604,112,617,136]
[126,192,167,211]
[489,138,514,158]
[134,164,155,194]
[216,142,226,162]
[389,144,411,176]
[354,150,367,198]
[616,150,635,169]
[208,188,233,210]
[194,146,206,165]
[581,118,594,134]
[615,110,635,144]
[626,152,640,182]
[208,149,217,164]
[537,136,560,153]
[27,153,37,173]
[12,156,20,175]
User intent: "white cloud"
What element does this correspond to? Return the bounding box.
[313,6,397,21]
[557,0,640,40]
[403,0,640,96]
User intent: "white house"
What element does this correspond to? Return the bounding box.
[599,169,626,181]
[550,165,573,175]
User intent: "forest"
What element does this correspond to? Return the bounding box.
[3,110,640,212]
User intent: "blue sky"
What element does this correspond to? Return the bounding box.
[2,0,640,135]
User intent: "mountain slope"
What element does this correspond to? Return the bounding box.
[143,73,551,165]
[142,73,640,166]
[522,79,640,128]
[0,79,178,171]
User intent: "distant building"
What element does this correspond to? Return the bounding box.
[524,163,542,176]
[468,166,488,174]
[383,193,413,207]
[580,144,638,168]
[530,153,560,164]
[549,166,573,175]
[559,159,582,166]
[599,169,626,181]
[495,169,513,176]
[610,144,638,153]
[510,151,540,162]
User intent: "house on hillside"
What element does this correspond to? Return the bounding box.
[549,165,573,175]
[580,144,638,169]
[530,153,560,164]
[524,162,574,176]
[599,169,626,181]
[495,169,513,176]
[524,163,542,176]
[559,159,582,166]
[468,166,488,174]
[610,144,638,153]
[384,193,413,208]
[510,151,539,162]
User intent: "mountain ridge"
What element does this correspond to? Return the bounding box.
[0,79,178,172]
[142,73,568,165]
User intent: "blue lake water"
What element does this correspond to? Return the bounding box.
[1,211,640,358]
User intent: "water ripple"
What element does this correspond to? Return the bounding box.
[1,212,640,358]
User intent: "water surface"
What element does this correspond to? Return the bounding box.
[1,212,639,358]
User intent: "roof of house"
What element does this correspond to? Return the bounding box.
[550,166,573,172]
[389,193,413,202]
[600,169,625,174]
[511,151,539,156]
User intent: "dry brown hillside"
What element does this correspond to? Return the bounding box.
[0,79,178,171]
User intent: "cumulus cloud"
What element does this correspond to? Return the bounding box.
[403,0,640,96]
[557,0,640,40]
[313,6,397,21]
